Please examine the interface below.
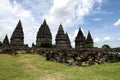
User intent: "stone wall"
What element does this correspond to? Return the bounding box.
[1,46,120,66]
[45,48,120,66]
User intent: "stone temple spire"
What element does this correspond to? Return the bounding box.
[86,31,94,48]
[75,28,86,49]
[55,24,70,49]
[76,28,85,40]
[3,34,9,45]
[36,19,52,47]
[10,20,24,46]
[56,24,65,39]
[65,32,72,48]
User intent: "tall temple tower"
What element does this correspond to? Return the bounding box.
[3,34,9,45]
[55,24,71,49]
[75,28,86,49]
[86,31,94,48]
[10,20,24,46]
[36,19,52,47]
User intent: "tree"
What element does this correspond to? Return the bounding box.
[40,42,52,48]
[0,41,3,47]
[102,44,111,49]
[86,44,92,48]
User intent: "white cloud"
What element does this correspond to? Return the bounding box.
[69,29,79,47]
[15,0,52,22]
[0,0,38,46]
[114,19,120,27]
[93,18,102,21]
[44,0,103,27]
[103,36,112,42]
[43,0,103,47]
[94,38,100,43]
[117,38,120,41]
[94,37,120,47]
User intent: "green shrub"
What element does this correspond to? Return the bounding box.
[86,44,92,48]
[40,42,52,48]
[0,41,3,47]
[102,44,111,49]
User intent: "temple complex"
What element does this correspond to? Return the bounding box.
[36,19,52,47]
[2,19,120,66]
[1,19,93,50]
[0,19,94,50]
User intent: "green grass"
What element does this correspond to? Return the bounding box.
[0,54,120,80]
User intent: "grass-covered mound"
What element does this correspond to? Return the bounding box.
[0,54,120,80]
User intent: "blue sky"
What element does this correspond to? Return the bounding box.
[0,0,120,48]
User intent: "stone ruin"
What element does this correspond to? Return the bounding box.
[36,19,52,47]
[0,20,28,54]
[0,19,120,66]
[55,24,72,49]
[45,48,120,66]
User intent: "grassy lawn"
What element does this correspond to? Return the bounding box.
[0,54,120,80]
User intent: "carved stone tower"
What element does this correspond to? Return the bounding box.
[10,20,24,46]
[55,24,71,49]
[86,31,94,48]
[75,28,86,49]
[65,32,72,48]
[36,19,52,47]
[3,34,9,45]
